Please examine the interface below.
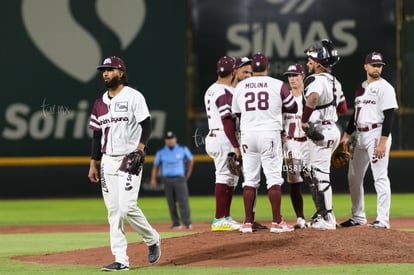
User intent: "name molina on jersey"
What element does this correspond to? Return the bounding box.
[245,82,268,89]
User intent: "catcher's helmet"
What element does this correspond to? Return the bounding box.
[304,39,340,69]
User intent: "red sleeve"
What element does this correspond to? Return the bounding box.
[280,83,298,113]
[336,101,348,115]
[222,117,239,148]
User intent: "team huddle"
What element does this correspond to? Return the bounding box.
[204,39,398,232]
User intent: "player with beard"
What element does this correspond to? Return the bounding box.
[88,56,161,271]
[339,52,398,229]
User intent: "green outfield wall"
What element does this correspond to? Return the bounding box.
[1,1,413,198]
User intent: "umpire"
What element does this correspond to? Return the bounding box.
[150,131,194,229]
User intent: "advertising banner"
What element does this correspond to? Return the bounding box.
[191,0,396,113]
[0,0,186,157]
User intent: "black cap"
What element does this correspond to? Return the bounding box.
[165,131,176,139]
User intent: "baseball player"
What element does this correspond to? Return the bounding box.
[301,40,348,230]
[339,52,398,229]
[204,56,241,231]
[88,56,161,271]
[232,57,267,231]
[232,53,298,233]
[232,57,253,87]
[281,64,308,229]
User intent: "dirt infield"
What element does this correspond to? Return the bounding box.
[5,218,414,267]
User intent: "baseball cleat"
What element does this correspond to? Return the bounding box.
[240,222,253,233]
[211,217,240,231]
[252,221,268,230]
[368,220,389,229]
[270,221,294,233]
[294,217,307,229]
[225,216,242,229]
[101,262,129,271]
[339,219,362,227]
[148,239,161,264]
[311,213,336,230]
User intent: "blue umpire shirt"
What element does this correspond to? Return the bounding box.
[153,144,193,177]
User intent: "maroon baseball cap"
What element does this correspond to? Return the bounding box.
[283,64,305,75]
[235,57,251,68]
[97,56,127,71]
[217,56,235,77]
[365,52,386,65]
[251,53,269,72]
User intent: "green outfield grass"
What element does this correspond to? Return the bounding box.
[0,194,413,274]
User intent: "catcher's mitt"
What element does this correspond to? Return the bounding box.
[331,143,351,168]
[302,122,324,141]
[119,149,145,175]
[226,152,242,177]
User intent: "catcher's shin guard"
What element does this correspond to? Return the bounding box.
[301,166,329,218]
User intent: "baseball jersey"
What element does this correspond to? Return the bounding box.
[304,73,345,123]
[89,86,150,155]
[204,83,234,130]
[232,76,296,131]
[353,78,398,127]
[154,145,193,177]
[283,95,306,138]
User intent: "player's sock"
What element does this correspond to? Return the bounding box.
[290,182,304,218]
[224,186,234,217]
[268,185,282,223]
[243,186,256,223]
[214,183,228,219]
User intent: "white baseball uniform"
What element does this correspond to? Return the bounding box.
[89,87,159,266]
[283,95,309,183]
[347,78,398,228]
[304,72,345,216]
[204,83,239,186]
[232,76,297,189]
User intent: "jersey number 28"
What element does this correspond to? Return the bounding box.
[245,91,269,111]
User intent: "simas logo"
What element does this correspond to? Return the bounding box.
[226,0,358,74]
[21,0,146,83]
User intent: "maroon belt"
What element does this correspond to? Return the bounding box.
[287,136,307,142]
[358,124,380,132]
[321,121,332,125]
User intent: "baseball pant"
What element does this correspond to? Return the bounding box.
[241,130,284,189]
[101,154,160,266]
[347,128,392,228]
[307,123,340,212]
[162,176,191,227]
[205,130,239,186]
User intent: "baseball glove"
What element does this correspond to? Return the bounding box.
[226,152,242,177]
[119,149,145,175]
[302,122,324,141]
[331,143,351,168]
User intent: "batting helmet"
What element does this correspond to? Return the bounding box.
[304,39,340,69]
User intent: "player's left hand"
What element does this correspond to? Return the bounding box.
[119,149,145,175]
[374,143,386,159]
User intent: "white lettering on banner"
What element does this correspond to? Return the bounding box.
[1,101,167,141]
[227,20,357,58]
